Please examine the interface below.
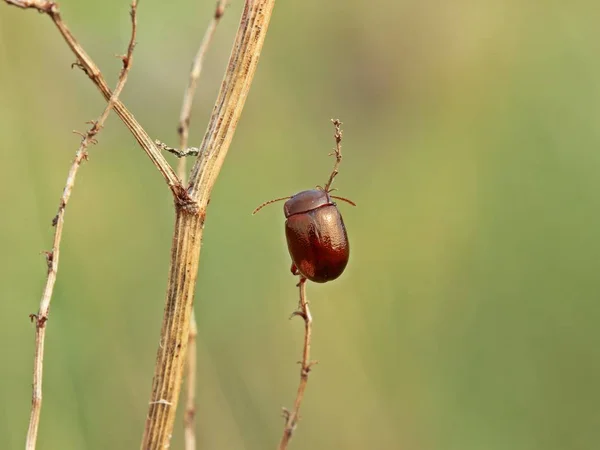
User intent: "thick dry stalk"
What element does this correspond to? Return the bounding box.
[141,1,277,448]
[177,2,228,449]
[23,3,139,449]
[279,277,315,450]
[4,0,188,203]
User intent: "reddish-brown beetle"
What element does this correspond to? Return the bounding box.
[253,120,355,283]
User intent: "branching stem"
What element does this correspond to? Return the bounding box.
[6,1,278,449]
[141,2,277,448]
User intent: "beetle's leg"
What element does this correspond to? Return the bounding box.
[290,263,299,276]
[291,263,306,289]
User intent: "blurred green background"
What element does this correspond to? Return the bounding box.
[2,1,600,449]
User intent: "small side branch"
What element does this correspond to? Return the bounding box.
[155,140,200,158]
[4,0,189,204]
[24,3,138,449]
[278,277,316,450]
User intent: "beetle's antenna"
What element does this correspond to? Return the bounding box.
[323,119,343,192]
[252,196,292,215]
[330,195,357,207]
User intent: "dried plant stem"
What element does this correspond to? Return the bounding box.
[23,3,138,449]
[177,2,228,449]
[142,1,277,448]
[279,277,315,450]
[4,0,189,203]
[7,0,277,448]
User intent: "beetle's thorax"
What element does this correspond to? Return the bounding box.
[283,189,333,218]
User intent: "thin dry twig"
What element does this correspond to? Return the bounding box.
[184,310,199,450]
[23,3,139,449]
[177,0,228,182]
[4,0,190,204]
[279,277,316,450]
[277,120,348,449]
[142,1,277,448]
[323,119,343,192]
[177,3,228,449]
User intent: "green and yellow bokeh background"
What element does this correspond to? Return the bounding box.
[1,1,600,449]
